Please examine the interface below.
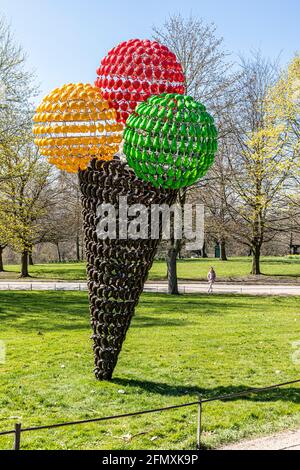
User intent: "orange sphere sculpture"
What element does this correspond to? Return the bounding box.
[33,83,123,172]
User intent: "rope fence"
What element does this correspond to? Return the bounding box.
[0,378,299,450]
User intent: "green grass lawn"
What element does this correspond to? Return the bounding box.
[1,256,300,281]
[0,291,299,450]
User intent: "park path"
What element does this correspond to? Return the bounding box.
[220,428,300,450]
[0,280,299,295]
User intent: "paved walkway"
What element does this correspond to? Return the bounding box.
[220,428,300,450]
[0,280,299,295]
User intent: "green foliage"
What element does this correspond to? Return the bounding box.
[268,55,300,142]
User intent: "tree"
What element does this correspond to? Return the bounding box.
[59,172,84,262]
[38,171,84,262]
[0,140,52,277]
[153,14,236,293]
[0,16,35,153]
[0,16,40,275]
[194,140,238,261]
[0,241,6,271]
[268,56,300,149]
[0,246,4,271]
[224,53,295,274]
[268,56,300,217]
[0,204,9,272]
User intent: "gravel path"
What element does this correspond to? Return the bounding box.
[220,428,300,450]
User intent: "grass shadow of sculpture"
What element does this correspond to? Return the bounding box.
[112,378,300,404]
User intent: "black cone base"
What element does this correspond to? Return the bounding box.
[79,159,177,380]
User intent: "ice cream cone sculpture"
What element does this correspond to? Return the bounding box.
[79,159,177,379]
[33,39,218,380]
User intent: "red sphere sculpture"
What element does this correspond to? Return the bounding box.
[95,39,185,123]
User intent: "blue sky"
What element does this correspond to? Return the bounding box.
[1,0,299,102]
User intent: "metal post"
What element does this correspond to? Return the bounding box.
[196,400,202,450]
[13,423,21,450]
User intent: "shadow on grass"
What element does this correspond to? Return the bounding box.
[0,291,292,332]
[112,377,300,403]
[0,292,90,331]
[0,292,192,331]
[132,315,191,327]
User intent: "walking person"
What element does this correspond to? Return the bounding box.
[207,267,216,294]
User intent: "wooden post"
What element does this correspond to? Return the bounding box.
[196,400,202,450]
[13,423,21,450]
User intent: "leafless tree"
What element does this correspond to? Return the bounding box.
[0,141,53,277]
[153,14,238,292]
[38,171,84,262]
[0,16,36,146]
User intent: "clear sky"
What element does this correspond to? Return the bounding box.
[1,0,299,102]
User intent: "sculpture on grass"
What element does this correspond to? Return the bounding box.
[33,39,217,380]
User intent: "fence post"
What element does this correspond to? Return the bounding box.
[13,423,21,450]
[196,399,202,450]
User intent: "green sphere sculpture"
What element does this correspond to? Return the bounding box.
[123,93,218,189]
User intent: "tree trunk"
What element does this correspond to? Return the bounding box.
[0,246,4,272]
[20,250,30,277]
[202,241,208,258]
[251,245,261,275]
[28,244,34,265]
[76,234,80,262]
[167,237,181,295]
[165,189,186,295]
[167,245,179,295]
[220,239,227,261]
[56,243,62,263]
